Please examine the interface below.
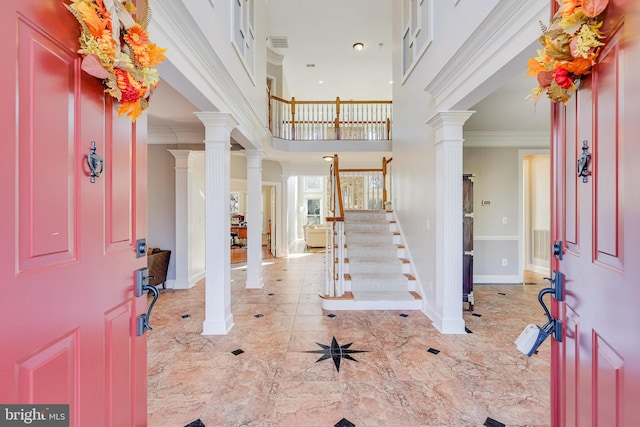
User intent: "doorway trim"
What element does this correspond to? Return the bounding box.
[518,148,551,283]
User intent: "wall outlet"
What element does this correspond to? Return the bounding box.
[501,258,508,267]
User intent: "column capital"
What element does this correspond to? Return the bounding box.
[195,112,239,142]
[168,149,200,169]
[244,149,265,161]
[426,110,475,143]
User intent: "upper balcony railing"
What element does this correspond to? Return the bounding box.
[269,96,392,141]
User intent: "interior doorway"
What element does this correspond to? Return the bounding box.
[520,151,551,279]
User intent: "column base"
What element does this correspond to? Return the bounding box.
[201,314,234,335]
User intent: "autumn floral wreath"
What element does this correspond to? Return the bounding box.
[66,0,167,121]
[527,0,609,104]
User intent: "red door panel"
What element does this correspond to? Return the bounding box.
[551,2,640,426]
[17,16,78,272]
[0,1,148,426]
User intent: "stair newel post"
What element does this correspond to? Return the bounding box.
[335,97,341,140]
[382,157,388,206]
[291,97,296,140]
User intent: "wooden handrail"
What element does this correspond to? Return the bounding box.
[270,95,392,141]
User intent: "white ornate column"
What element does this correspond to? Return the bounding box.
[426,111,474,334]
[168,150,194,289]
[245,149,264,289]
[196,112,238,335]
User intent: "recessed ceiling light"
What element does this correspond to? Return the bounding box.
[353,42,364,51]
[318,80,323,84]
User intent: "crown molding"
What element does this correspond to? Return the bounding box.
[424,1,548,109]
[267,48,285,66]
[463,131,550,148]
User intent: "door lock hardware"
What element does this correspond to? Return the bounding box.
[552,240,563,261]
[136,238,147,258]
[515,270,564,356]
[135,267,159,336]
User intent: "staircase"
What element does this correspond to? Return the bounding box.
[321,209,422,310]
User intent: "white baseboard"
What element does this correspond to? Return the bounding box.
[473,274,522,284]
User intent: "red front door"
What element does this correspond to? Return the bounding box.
[0,1,148,426]
[551,1,640,425]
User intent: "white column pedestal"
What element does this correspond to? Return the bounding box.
[196,112,238,335]
[427,111,474,334]
[245,150,264,289]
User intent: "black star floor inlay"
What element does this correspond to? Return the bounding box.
[399,313,409,317]
[303,336,368,372]
[334,417,355,427]
[327,313,336,318]
[484,417,505,427]
[181,314,190,318]
[472,313,482,317]
[254,313,264,318]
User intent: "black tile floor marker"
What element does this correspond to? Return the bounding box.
[231,349,244,356]
[181,314,191,318]
[268,293,275,296]
[335,418,356,427]
[472,313,482,317]
[303,336,368,372]
[465,327,473,334]
[498,292,506,295]
[484,417,505,427]
[327,313,336,318]
[254,314,264,318]
[427,348,440,355]
[399,313,409,317]
[184,420,206,427]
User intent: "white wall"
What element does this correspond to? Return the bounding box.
[463,147,521,282]
[391,1,549,317]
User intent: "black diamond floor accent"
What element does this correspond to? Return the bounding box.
[399,313,409,317]
[303,336,368,372]
[498,292,506,295]
[181,314,191,318]
[472,313,482,317]
[335,418,355,427]
[327,313,336,318]
[427,347,440,355]
[184,420,205,427]
[484,417,505,427]
[231,349,244,356]
[254,314,264,318]
[268,293,275,296]
[465,327,473,333]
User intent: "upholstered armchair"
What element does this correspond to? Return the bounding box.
[147,248,171,289]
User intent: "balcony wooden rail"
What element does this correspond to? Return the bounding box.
[270,96,392,141]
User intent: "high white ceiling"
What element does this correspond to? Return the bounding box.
[265,0,393,101]
[147,1,550,158]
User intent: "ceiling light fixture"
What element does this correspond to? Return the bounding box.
[352,42,364,51]
[323,155,334,162]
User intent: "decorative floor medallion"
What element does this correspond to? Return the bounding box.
[303,336,368,372]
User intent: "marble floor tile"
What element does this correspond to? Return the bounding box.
[147,247,551,427]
